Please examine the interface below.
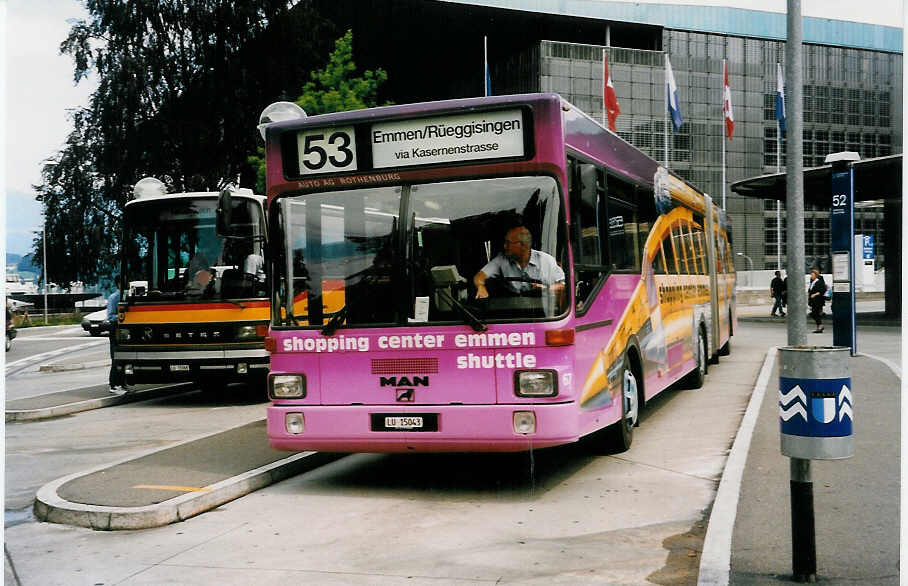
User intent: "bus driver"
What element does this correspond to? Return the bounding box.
[473,226,565,298]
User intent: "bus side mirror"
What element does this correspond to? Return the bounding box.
[217,186,234,236]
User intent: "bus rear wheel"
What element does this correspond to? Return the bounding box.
[719,310,733,356]
[684,330,707,389]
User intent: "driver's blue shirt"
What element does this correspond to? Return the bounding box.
[480,250,564,294]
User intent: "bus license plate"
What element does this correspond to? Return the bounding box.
[385,416,423,429]
[371,413,438,432]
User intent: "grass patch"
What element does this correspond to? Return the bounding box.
[12,312,87,328]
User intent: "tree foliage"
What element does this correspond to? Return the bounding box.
[32,1,336,286]
[296,29,388,115]
[249,29,390,193]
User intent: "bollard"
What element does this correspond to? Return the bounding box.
[779,346,853,582]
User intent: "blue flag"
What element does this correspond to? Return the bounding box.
[776,62,786,136]
[665,55,683,132]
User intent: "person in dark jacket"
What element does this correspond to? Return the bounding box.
[770,270,786,317]
[807,268,827,333]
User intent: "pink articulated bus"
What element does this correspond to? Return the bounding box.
[254,93,735,453]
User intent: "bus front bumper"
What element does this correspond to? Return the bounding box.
[266,403,580,453]
[113,348,269,384]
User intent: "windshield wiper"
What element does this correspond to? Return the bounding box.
[321,305,349,336]
[437,287,487,332]
[409,261,486,332]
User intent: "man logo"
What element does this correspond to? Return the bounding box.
[396,388,414,402]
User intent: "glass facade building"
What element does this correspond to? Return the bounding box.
[517,35,902,271]
[314,0,902,272]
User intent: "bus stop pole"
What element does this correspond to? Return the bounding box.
[785,1,815,582]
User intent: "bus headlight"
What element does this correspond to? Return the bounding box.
[270,374,305,399]
[236,325,258,340]
[514,370,557,397]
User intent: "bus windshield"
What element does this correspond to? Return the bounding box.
[123,197,266,301]
[276,175,569,328]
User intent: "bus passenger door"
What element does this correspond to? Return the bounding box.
[569,160,611,407]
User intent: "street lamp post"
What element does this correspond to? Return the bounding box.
[736,252,754,286]
[42,223,48,325]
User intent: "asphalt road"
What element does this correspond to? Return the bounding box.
[3,319,899,585]
[5,321,777,585]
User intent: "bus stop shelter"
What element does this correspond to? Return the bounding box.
[730,154,901,318]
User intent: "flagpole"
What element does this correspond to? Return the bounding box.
[602,49,607,127]
[483,36,489,97]
[664,53,669,168]
[777,119,782,271]
[776,63,782,271]
[722,59,727,210]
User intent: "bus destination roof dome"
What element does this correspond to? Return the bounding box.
[258,102,307,140]
[133,177,168,199]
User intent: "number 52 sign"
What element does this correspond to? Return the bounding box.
[296,126,357,175]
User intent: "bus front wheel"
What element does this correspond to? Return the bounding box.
[592,360,639,454]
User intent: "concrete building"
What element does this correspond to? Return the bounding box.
[310,0,902,271]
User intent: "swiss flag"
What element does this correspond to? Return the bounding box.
[723,60,734,140]
[603,53,620,132]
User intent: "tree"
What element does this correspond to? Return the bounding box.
[249,29,390,193]
[31,1,337,285]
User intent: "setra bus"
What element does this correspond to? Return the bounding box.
[114,178,271,394]
[252,93,735,452]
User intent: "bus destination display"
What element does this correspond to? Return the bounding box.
[371,109,524,168]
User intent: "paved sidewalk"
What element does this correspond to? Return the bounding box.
[727,354,900,584]
[737,299,894,325]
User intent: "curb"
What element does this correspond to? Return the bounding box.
[6,384,191,422]
[33,436,340,530]
[697,347,778,585]
[38,359,110,373]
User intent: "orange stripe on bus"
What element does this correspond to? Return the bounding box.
[122,307,270,324]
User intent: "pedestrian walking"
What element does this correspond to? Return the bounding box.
[107,276,127,394]
[807,268,827,333]
[770,270,786,317]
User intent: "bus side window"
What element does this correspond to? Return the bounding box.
[569,159,607,311]
[605,174,638,272]
[662,233,678,274]
[653,242,668,275]
[684,223,700,275]
[636,186,657,271]
[672,225,689,274]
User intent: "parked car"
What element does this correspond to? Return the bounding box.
[6,307,16,351]
[81,309,111,336]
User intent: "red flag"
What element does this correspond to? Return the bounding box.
[603,53,620,132]
[723,60,735,139]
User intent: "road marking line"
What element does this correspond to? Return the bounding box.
[698,346,778,586]
[5,339,107,375]
[132,485,211,493]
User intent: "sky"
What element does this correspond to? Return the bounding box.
[3,0,905,257]
[5,0,95,258]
